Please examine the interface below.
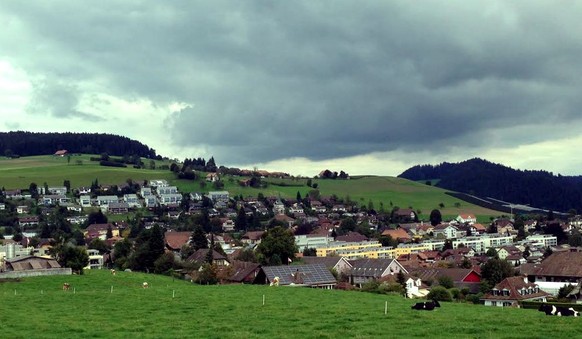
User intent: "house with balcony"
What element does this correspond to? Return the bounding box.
[159,193,182,206]
[123,194,141,208]
[157,186,178,195]
[96,195,119,207]
[79,195,92,208]
[208,191,229,203]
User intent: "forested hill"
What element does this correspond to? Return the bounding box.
[398,158,582,213]
[0,131,158,159]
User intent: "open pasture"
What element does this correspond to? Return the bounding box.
[0,270,577,338]
[0,155,173,189]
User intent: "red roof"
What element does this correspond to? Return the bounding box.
[164,231,191,250]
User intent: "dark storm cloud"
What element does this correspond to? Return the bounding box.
[4,1,582,163]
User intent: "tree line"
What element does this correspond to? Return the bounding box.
[0,131,158,159]
[399,158,582,214]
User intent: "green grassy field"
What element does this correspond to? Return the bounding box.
[0,155,502,221]
[0,155,174,189]
[0,270,577,338]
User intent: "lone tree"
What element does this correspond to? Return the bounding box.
[191,226,208,251]
[429,209,442,226]
[256,226,297,266]
[481,258,516,289]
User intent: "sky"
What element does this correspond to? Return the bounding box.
[2,1,582,177]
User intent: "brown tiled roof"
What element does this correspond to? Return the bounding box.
[242,231,264,241]
[86,223,114,233]
[481,276,551,301]
[472,223,486,231]
[524,251,582,278]
[187,249,228,263]
[335,231,368,242]
[164,231,191,250]
[226,260,261,282]
[381,228,411,240]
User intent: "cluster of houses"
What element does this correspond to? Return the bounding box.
[4,179,582,307]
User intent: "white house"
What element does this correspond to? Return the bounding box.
[140,187,153,197]
[159,193,182,206]
[208,191,229,203]
[456,214,477,224]
[144,195,157,208]
[405,277,429,298]
[433,224,458,239]
[157,186,178,195]
[47,186,68,195]
[149,179,169,188]
[96,195,119,206]
[526,234,558,248]
[79,195,92,208]
[123,194,141,208]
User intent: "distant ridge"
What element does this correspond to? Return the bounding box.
[0,131,158,159]
[398,158,582,214]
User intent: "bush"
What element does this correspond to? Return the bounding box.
[467,293,484,304]
[449,288,463,300]
[426,286,452,302]
[361,279,381,293]
[99,160,127,168]
[377,282,405,295]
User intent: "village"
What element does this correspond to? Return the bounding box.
[2,174,582,309]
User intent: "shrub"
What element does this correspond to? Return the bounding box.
[426,286,452,302]
[467,293,484,304]
[361,279,381,293]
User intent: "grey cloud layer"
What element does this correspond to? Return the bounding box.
[3,1,582,163]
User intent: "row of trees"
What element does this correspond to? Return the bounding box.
[399,158,582,213]
[0,131,158,159]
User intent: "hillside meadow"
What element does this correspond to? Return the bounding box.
[0,155,501,221]
[0,270,578,339]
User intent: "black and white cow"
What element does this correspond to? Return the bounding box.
[411,300,441,310]
[538,304,579,317]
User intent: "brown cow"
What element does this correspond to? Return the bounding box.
[63,283,71,291]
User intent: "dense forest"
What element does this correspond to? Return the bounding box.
[398,158,582,213]
[0,131,158,159]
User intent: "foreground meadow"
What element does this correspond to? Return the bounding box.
[0,270,578,339]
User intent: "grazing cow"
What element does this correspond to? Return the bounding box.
[62,283,71,291]
[142,282,149,289]
[411,300,441,310]
[111,269,116,275]
[538,304,579,317]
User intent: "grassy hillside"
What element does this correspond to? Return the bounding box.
[0,155,174,189]
[0,155,501,221]
[0,270,578,338]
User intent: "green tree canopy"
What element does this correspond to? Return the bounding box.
[429,209,442,226]
[191,226,208,251]
[256,226,297,266]
[481,258,515,288]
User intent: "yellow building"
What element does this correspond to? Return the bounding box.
[393,243,431,257]
[316,241,396,259]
